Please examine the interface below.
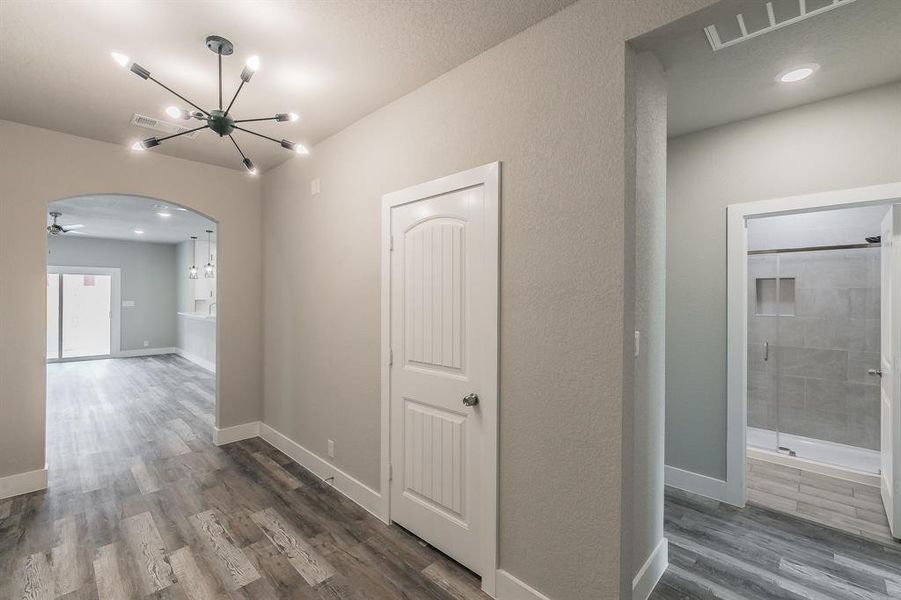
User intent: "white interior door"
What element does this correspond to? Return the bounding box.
[879,204,901,539]
[386,164,498,581]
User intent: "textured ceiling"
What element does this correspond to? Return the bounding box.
[49,195,216,244]
[634,0,901,137]
[0,0,575,172]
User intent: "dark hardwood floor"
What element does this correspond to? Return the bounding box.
[4,355,901,599]
[1,356,488,600]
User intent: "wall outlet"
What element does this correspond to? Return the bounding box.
[143,340,150,347]
[327,439,335,458]
[311,178,321,196]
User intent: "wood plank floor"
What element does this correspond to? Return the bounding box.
[0,356,489,600]
[747,456,895,544]
[652,487,901,600]
[5,356,901,599]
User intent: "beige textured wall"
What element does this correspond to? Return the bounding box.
[666,82,901,480]
[261,2,713,598]
[0,120,263,479]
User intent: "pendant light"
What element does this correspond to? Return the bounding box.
[204,229,215,278]
[188,236,199,279]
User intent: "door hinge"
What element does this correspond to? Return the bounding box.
[389,349,393,366]
[388,463,393,482]
[389,235,394,251]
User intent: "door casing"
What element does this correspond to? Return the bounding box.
[722,182,901,508]
[380,162,500,596]
[47,265,121,362]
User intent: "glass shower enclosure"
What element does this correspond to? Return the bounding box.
[747,242,882,474]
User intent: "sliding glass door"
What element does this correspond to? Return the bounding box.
[47,270,115,361]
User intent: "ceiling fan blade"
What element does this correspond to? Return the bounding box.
[65,224,85,229]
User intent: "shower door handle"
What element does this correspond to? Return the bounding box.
[764,341,769,362]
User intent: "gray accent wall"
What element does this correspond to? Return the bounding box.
[47,236,179,351]
[666,82,901,480]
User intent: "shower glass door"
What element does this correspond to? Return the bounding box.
[747,252,784,452]
[748,241,882,474]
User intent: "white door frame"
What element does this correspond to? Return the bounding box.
[46,265,122,362]
[380,162,500,595]
[725,181,901,506]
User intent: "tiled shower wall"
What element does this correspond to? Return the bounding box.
[747,247,881,450]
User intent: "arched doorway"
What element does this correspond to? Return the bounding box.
[44,193,219,493]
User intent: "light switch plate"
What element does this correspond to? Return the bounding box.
[311,178,321,195]
[327,439,334,458]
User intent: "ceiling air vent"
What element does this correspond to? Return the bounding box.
[704,0,857,51]
[130,113,201,139]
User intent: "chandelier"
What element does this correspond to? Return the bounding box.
[113,35,307,174]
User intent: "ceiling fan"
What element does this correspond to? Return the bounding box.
[113,34,308,175]
[47,212,85,236]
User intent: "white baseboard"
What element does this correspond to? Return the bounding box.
[214,421,260,445]
[0,465,48,500]
[175,348,216,372]
[115,347,178,358]
[632,538,668,600]
[496,570,552,600]
[259,422,385,523]
[665,465,744,507]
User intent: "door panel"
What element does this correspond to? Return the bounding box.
[403,398,466,520]
[880,204,900,538]
[403,219,465,374]
[389,186,484,573]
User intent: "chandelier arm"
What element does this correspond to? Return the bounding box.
[224,80,245,115]
[156,124,210,143]
[233,125,281,144]
[148,76,210,116]
[232,117,281,124]
[228,134,248,161]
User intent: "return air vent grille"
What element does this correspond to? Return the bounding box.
[130,113,201,139]
[704,0,857,51]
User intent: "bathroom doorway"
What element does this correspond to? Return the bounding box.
[726,185,901,543]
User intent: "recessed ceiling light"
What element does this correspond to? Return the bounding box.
[778,63,819,83]
[157,211,172,218]
[134,229,144,235]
